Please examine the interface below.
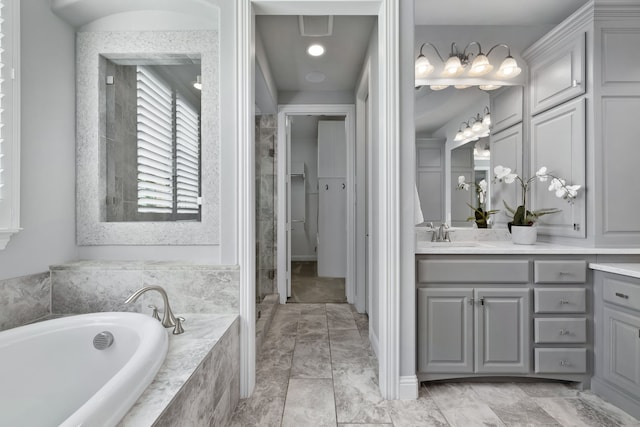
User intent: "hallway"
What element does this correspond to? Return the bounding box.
[289,262,347,303]
[230,303,640,426]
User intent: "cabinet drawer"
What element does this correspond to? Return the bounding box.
[603,275,640,312]
[534,288,586,313]
[534,318,587,344]
[535,348,587,374]
[534,260,586,283]
[417,260,529,283]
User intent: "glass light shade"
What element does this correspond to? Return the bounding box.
[442,55,464,77]
[415,55,434,78]
[454,84,471,89]
[468,54,493,76]
[454,131,464,141]
[429,85,449,91]
[482,113,491,127]
[463,126,473,138]
[479,84,501,91]
[193,75,202,90]
[471,120,483,133]
[496,56,521,79]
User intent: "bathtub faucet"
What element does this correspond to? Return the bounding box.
[124,286,184,334]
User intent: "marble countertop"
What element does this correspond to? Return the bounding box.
[50,260,240,271]
[119,313,238,427]
[589,263,640,279]
[416,240,640,255]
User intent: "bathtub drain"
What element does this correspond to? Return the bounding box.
[93,331,114,350]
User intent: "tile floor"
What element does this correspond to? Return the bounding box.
[289,262,347,304]
[229,303,640,427]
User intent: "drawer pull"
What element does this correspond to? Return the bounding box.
[559,329,569,336]
[560,360,571,367]
[615,292,629,300]
[560,299,570,305]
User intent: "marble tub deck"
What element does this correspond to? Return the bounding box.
[118,314,238,426]
[230,303,640,427]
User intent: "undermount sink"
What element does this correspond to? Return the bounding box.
[424,241,489,248]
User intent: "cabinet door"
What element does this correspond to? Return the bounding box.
[416,139,444,224]
[603,307,640,397]
[418,288,473,373]
[317,121,346,177]
[450,146,474,227]
[490,124,522,228]
[490,86,523,133]
[530,32,585,115]
[531,97,585,238]
[475,288,530,373]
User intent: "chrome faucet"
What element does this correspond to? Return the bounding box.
[125,286,184,334]
[431,223,451,242]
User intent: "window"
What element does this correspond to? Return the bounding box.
[0,0,20,249]
[135,66,201,219]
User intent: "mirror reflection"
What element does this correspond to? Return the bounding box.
[451,137,491,227]
[100,55,202,222]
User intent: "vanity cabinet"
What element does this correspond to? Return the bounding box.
[490,86,523,134]
[417,255,592,384]
[529,32,585,115]
[490,123,523,228]
[593,269,640,419]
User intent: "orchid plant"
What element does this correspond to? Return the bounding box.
[493,165,581,227]
[456,176,498,228]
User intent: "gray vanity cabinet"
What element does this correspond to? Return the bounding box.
[593,270,640,419]
[490,86,523,134]
[490,124,523,228]
[418,287,530,374]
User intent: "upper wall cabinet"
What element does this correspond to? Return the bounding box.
[529,33,586,115]
[490,124,523,229]
[490,86,523,134]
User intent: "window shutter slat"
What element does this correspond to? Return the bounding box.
[175,95,200,213]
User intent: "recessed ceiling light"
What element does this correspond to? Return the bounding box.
[307,44,325,57]
[305,72,326,83]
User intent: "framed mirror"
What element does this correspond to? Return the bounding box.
[76,30,219,245]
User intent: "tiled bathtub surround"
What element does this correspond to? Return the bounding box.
[0,272,50,331]
[120,314,240,427]
[49,261,239,315]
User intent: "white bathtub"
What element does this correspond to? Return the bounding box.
[0,312,169,427]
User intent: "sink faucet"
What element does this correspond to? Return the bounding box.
[125,286,184,334]
[431,223,451,242]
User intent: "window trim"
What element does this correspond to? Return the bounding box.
[0,0,21,250]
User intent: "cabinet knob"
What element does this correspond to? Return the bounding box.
[572,79,581,88]
[559,329,566,335]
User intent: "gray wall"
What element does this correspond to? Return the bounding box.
[0,0,77,281]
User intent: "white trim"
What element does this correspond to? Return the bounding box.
[369,328,380,359]
[0,0,21,249]
[398,375,420,400]
[277,104,356,306]
[237,0,256,399]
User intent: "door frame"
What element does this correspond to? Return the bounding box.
[277,105,356,305]
[237,0,402,400]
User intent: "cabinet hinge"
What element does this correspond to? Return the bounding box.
[573,223,581,231]
[480,298,485,306]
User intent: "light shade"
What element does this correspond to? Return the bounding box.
[496,56,521,79]
[415,55,434,78]
[468,54,493,77]
[442,55,464,77]
[479,84,501,91]
[429,85,449,91]
[193,75,202,90]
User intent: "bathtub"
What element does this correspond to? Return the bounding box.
[0,312,169,427]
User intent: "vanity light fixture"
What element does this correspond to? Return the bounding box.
[307,44,325,57]
[454,107,491,143]
[415,42,521,87]
[193,75,202,90]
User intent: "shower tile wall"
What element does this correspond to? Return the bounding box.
[256,115,277,301]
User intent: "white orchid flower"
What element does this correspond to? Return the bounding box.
[458,175,466,184]
[478,179,488,192]
[565,184,581,199]
[494,165,511,179]
[548,178,565,192]
[504,173,517,184]
[536,167,549,182]
[555,187,568,198]
[457,175,470,191]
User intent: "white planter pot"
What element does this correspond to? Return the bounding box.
[511,225,537,245]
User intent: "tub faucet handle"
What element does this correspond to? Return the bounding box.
[173,317,185,335]
[148,304,161,322]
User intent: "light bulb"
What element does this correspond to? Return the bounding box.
[307,44,325,57]
[468,54,493,77]
[496,56,521,79]
[429,85,449,91]
[193,75,202,90]
[415,55,434,78]
[463,125,473,138]
[442,56,464,77]
[454,131,464,142]
[471,119,483,133]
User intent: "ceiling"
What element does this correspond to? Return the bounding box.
[255,1,590,133]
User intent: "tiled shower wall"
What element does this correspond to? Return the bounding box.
[255,115,277,301]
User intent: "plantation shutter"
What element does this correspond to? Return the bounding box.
[0,0,6,203]
[175,96,200,214]
[136,66,174,213]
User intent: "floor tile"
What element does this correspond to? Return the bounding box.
[387,395,449,427]
[299,303,327,315]
[535,397,627,427]
[330,329,374,365]
[578,391,640,425]
[228,394,285,427]
[296,314,329,341]
[332,362,392,424]
[516,381,580,398]
[327,303,359,330]
[281,378,337,427]
[439,403,507,427]
[290,339,332,379]
[427,382,485,411]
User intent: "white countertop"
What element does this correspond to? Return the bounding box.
[416,240,640,255]
[589,263,640,279]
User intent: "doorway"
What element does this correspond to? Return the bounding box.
[288,114,348,303]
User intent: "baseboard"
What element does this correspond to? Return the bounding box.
[369,329,379,359]
[398,375,419,400]
[291,255,317,262]
[591,377,640,420]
